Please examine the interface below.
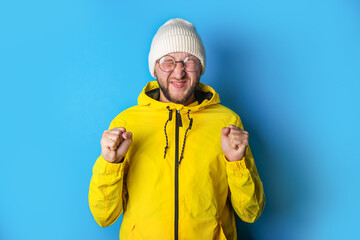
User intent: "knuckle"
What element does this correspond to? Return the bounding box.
[116,130,124,136]
[114,127,126,133]
[109,129,118,134]
[232,129,240,133]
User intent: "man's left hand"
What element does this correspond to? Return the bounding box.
[221,124,249,162]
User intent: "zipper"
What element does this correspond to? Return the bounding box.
[175,110,182,240]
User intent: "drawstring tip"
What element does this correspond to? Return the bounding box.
[164,146,168,159]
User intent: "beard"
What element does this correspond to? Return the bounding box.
[157,77,200,104]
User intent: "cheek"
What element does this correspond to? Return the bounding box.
[155,69,170,82]
[154,66,164,78]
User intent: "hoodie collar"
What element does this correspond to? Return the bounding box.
[137,81,220,112]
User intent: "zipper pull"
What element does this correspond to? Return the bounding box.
[176,110,183,127]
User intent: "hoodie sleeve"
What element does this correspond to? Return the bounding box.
[88,119,128,227]
[224,118,265,223]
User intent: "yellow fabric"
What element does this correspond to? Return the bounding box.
[89,81,265,240]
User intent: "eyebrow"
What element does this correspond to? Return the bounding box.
[166,54,197,61]
[168,53,192,58]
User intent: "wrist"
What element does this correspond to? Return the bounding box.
[224,154,245,162]
[106,156,125,164]
[102,153,125,164]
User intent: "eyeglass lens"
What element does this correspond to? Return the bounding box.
[158,56,200,72]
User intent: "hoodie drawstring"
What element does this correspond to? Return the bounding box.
[163,108,193,162]
[179,110,193,163]
[163,106,172,158]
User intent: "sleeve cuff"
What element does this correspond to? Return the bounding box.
[93,155,125,175]
[224,155,248,176]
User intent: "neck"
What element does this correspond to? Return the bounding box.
[159,92,195,106]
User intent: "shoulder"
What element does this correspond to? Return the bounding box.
[204,104,243,128]
[206,103,240,118]
[108,105,143,129]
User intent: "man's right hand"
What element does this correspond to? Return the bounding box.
[100,127,132,163]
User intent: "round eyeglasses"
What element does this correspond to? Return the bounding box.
[157,55,201,73]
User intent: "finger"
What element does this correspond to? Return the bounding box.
[229,125,246,132]
[103,131,123,144]
[101,137,119,151]
[229,135,241,149]
[229,133,248,148]
[229,130,249,140]
[111,127,126,132]
[117,132,133,156]
[106,132,122,146]
[237,145,247,153]
[107,127,126,136]
[105,128,126,141]
[231,141,247,151]
[228,130,242,140]
[228,126,249,136]
[122,131,132,140]
[221,127,231,136]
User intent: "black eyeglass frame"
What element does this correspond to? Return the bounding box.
[156,55,201,73]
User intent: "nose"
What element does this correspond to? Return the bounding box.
[172,61,186,79]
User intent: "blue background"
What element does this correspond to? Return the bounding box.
[1,0,359,239]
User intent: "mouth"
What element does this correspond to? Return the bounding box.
[170,80,187,89]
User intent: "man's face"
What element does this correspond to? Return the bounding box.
[154,52,201,106]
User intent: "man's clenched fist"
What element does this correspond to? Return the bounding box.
[100,127,132,163]
[221,124,249,162]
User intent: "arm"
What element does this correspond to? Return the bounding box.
[224,146,265,223]
[88,120,132,227]
[221,118,265,223]
[88,155,127,227]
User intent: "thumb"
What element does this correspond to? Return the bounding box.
[221,127,231,155]
[116,132,132,157]
[221,127,231,137]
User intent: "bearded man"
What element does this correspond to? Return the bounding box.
[89,18,265,240]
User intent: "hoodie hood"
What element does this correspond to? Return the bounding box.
[137,81,220,112]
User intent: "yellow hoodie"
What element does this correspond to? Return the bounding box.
[89,81,265,240]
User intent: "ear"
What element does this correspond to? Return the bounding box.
[197,69,201,78]
[154,62,158,80]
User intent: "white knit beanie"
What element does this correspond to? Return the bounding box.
[148,18,206,78]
